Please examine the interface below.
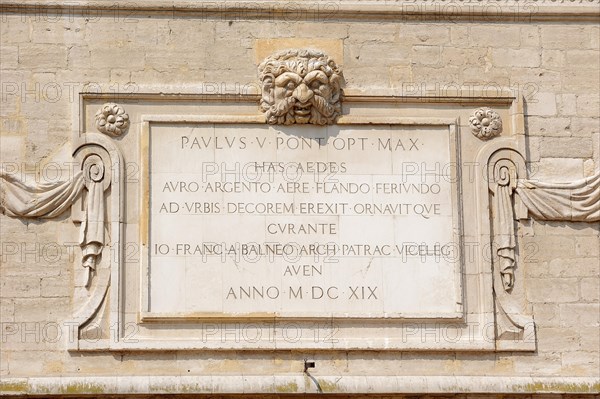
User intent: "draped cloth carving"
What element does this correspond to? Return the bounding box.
[489,147,599,346]
[79,155,106,287]
[0,171,84,218]
[491,160,521,292]
[491,164,600,295]
[488,153,531,343]
[0,155,108,287]
[0,103,123,351]
[494,181,516,290]
[516,173,600,222]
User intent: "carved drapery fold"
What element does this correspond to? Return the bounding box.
[0,102,127,294]
[516,173,600,222]
[487,159,600,293]
[0,103,124,350]
[79,155,107,287]
[487,149,533,345]
[487,147,598,346]
[0,171,85,218]
[492,160,518,292]
[0,156,107,288]
[68,134,123,350]
[489,155,529,293]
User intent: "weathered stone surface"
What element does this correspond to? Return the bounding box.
[18,44,68,69]
[526,278,580,304]
[580,277,600,302]
[541,26,592,49]
[533,158,583,181]
[0,1,599,396]
[539,137,593,158]
[493,48,541,68]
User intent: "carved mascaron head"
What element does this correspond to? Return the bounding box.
[258,49,343,125]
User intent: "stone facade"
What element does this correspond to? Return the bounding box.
[0,1,599,396]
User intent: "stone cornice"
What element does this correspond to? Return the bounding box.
[1,0,599,22]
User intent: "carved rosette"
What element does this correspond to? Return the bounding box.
[95,102,130,136]
[258,49,344,125]
[469,107,502,140]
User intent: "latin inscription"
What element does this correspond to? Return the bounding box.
[148,124,460,317]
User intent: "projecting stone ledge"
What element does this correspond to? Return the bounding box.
[1,375,599,396]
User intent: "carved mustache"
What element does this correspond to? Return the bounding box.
[310,95,335,118]
[268,96,296,118]
[267,94,334,119]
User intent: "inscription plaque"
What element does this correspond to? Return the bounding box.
[145,123,463,319]
[14,87,539,351]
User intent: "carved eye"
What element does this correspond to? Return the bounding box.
[310,80,322,91]
[286,81,296,91]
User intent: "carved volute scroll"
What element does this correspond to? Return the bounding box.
[79,153,107,287]
[258,49,344,125]
[0,102,127,350]
[486,147,534,348]
[477,126,599,351]
[491,157,519,292]
[69,132,123,350]
[2,89,597,354]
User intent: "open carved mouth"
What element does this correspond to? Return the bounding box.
[294,102,311,116]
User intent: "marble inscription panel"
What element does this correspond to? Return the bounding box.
[146,123,462,319]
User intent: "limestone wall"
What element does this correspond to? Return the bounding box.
[0,1,598,396]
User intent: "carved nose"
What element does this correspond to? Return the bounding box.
[293,83,313,103]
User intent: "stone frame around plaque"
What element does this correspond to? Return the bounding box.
[58,88,539,353]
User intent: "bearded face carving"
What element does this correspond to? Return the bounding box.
[258,49,344,125]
